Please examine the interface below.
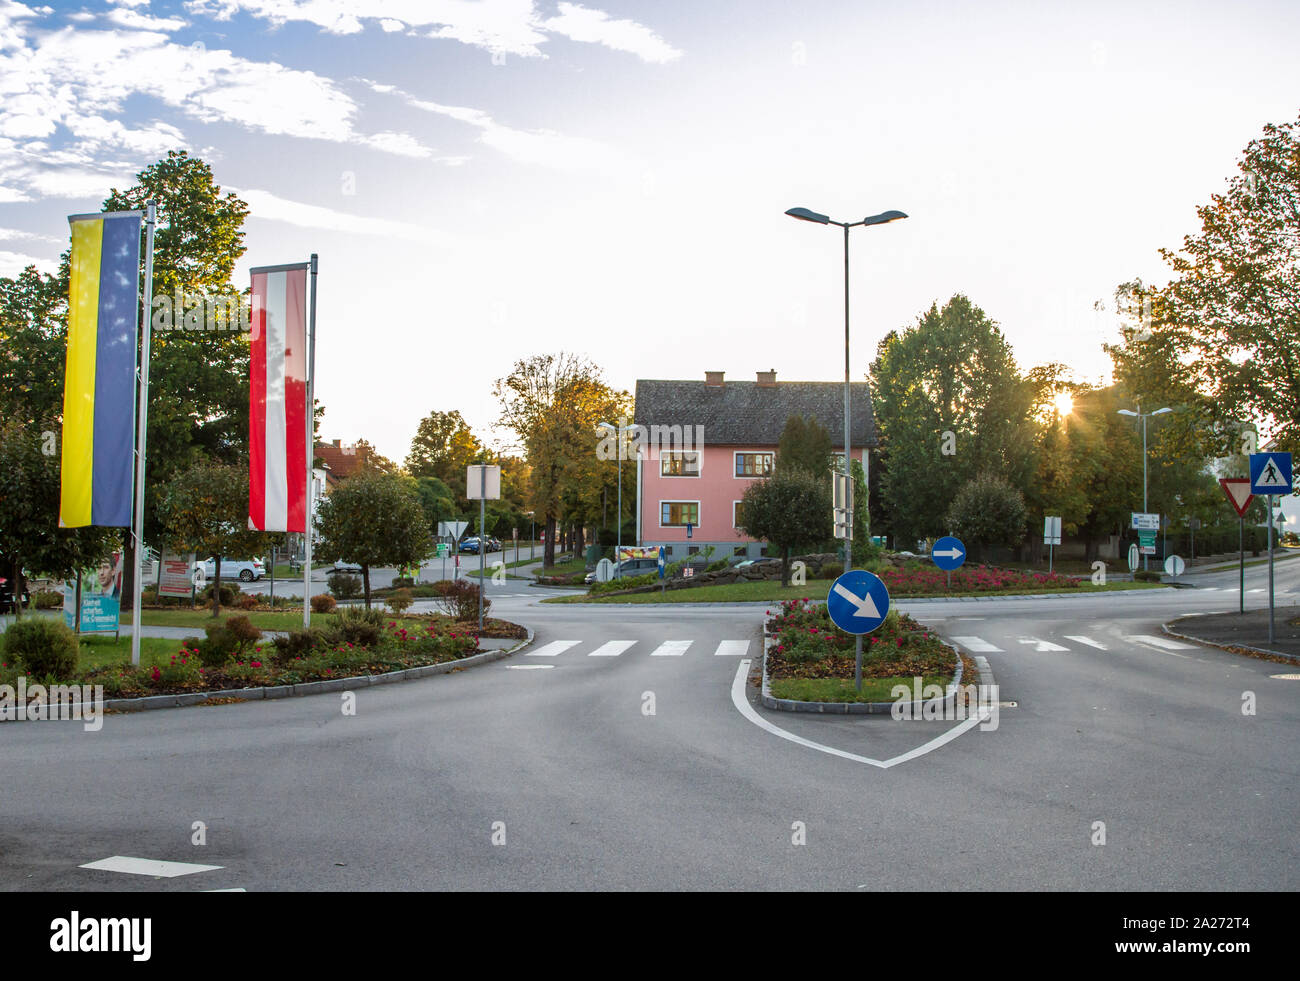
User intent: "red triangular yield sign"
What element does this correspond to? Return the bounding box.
[1219,478,1254,518]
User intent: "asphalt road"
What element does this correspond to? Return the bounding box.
[2,557,1296,891]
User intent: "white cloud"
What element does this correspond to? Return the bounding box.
[0,185,30,202]
[106,8,188,31]
[541,3,680,64]
[237,187,453,244]
[0,225,59,243]
[183,0,680,62]
[0,247,55,277]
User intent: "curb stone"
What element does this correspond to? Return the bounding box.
[758,609,963,715]
[1161,621,1300,665]
[99,626,536,714]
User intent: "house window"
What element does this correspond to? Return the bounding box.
[687,545,699,555]
[733,545,747,557]
[735,452,773,477]
[733,501,746,528]
[661,502,699,526]
[661,451,700,476]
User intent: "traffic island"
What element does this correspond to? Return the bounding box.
[759,599,965,714]
[1164,606,1300,664]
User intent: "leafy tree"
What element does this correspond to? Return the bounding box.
[313,469,433,608]
[0,266,68,426]
[405,409,482,493]
[870,295,1037,544]
[0,416,119,617]
[945,472,1028,562]
[413,476,457,535]
[156,460,272,617]
[1154,112,1300,453]
[776,414,833,476]
[737,468,833,585]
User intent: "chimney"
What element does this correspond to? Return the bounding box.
[757,369,777,387]
[705,370,725,387]
[332,439,341,447]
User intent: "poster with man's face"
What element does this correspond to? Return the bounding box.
[90,552,123,598]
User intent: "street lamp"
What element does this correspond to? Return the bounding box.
[525,511,535,561]
[1118,405,1172,570]
[598,422,632,577]
[786,206,907,569]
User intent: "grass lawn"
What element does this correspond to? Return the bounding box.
[540,556,586,577]
[770,674,952,703]
[544,578,1168,604]
[130,608,309,631]
[75,634,187,672]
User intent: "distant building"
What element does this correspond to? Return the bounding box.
[313,439,369,491]
[633,370,877,560]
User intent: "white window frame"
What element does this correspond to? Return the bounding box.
[732,500,746,529]
[659,500,701,528]
[660,449,702,478]
[733,450,774,479]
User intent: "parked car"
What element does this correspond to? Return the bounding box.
[200,556,265,582]
[331,559,363,573]
[584,556,661,584]
[459,537,490,554]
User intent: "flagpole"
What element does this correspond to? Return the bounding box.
[303,253,318,629]
[130,201,157,666]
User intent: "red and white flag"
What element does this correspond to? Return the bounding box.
[249,263,309,532]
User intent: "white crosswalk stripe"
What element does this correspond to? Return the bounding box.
[950,635,1003,652]
[81,856,222,878]
[1064,635,1108,650]
[526,640,581,657]
[714,640,750,656]
[1124,634,1197,651]
[650,640,693,657]
[588,640,636,657]
[1018,637,1069,652]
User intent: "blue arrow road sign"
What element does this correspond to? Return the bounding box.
[1250,452,1292,496]
[826,569,890,635]
[658,546,666,579]
[931,536,966,571]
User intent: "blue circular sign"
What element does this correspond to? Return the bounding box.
[931,536,967,571]
[826,569,890,635]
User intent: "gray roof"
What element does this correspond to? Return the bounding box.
[633,379,877,447]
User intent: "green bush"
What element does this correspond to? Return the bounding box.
[272,627,335,662]
[590,571,658,594]
[198,623,237,667]
[1134,570,1162,582]
[387,588,414,615]
[201,581,239,607]
[327,572,362,600]
[225,615,263,655]
[391,576,415,589]
[32,589,63,610]
[333,605,386,647]
[434,580,488,622]
[2,617,79,678]
[705,559,728,573]
[820,562,844,579]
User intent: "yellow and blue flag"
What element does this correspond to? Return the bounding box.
[59,210,143,528]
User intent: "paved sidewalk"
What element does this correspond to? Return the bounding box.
[1167,605,1300,659]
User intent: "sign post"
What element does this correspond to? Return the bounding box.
[1043,516,1062,573]
[467,465,501,632]
[1219,478,1254,615]
[931,535,966,592]
[826,569,891,692]
[1250,452,1293,644]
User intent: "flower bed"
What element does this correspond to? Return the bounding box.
[878,563,1084,596]
[765,598,956,684]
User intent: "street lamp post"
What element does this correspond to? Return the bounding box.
[525,511,535,561]
[598,422,630,577]
[1118,405,1172,571]
[785,206,907,570]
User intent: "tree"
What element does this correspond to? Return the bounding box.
[405,410,482,493]
[776,414,833,476]
[0,266,68,427]
[737,468,833,585]
[870,295,1037,544]
[156,460,272,617]
[313,470,433,608]
[945,472,1028,562]
[1154,112,1300,453]
[413,476,457,535]
[0,416,118,617]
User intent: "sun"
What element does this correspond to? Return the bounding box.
[1053,391,1074,416]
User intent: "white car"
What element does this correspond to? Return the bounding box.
[200,556,265,582]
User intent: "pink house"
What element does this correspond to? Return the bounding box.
[633,370,877,560]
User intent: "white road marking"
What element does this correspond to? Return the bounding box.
[526,640,580,657]
[1064,635,1108,650]
[507,664,553,670]
[650,640,692,657]
[1017,637,1069,652]
[714,640,750,656]
[80,856,222,878]
[1124,634,1197,651]
[951,635,1002,652]
[729,661,987,769]
[588,640,636,657]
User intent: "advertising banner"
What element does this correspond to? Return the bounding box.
[158,553,196,599]
[63,551,123,634]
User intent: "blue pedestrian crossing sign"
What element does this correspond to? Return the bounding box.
[931,536,966,571]
[1250,452,1292,496]
[826,569,890,635]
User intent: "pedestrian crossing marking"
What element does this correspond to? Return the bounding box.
[508,664,553,670]
[588,640,636,657]
[526,640,581,657]
[1018,637,1069,652]
[80,856,222,878]
[650,640,692,657]
[1064,635,1108,650]
[1124,635,1197,651]
[951,635,1003,652]
[714,640,750,656]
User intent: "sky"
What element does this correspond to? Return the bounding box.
[2,0,1298,464]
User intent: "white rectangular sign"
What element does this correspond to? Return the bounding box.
[1044,516,1062,545]
[158,553,196,598]
[1130,512,1160,531]
[466,465,501,501]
